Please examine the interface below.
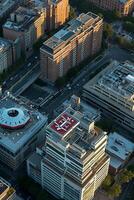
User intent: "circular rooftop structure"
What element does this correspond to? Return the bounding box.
[0,107,30,129]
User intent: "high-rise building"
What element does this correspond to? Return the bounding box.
[0,0,18,19]
[0,92,47,170]
[87,0,134,16]
[40,12,103,82]
[27,105,110,200]
[0,38,12,73]
[83,60,134,132]
[24,0,70,31]
[3,6,45,57]
[0,37,21,73]
[0,177,16,200]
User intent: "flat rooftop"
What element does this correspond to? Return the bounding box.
[0,37,11,51]
[83,60,134,106]
[0,93,47,154]
[0,0,15,18]
[54,95,101,123]
[41,12,101,52]
[106,132,134,168]
[3,6,40,31]
[47,107,106,159]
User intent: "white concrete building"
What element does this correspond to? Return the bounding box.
[27,105,110,200]
[106,132,134,174]
[0,93,47,170]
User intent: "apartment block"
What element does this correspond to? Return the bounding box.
[25,0,70,31]
[0,177,16,200]
[0,92,47,170]
[27,105,110,200]
[3,6,45,56]
[83,60,134,132]
[0,37,21,73]
[40,12,103,82]
[87,0,134,16]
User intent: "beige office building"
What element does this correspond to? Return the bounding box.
[40,12,103,82]
[27,105,110,200]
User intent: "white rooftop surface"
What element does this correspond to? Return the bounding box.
[106,132,134,163]
[0,95,47,154]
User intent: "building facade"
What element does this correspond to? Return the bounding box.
[87,0,134,16]
[27,106,110,200]
[0,37,21,73]
[106,132,134,174]
[0,93,47,170]
[24,0,70,31]
[40,12,103,82]
[0,177,16,200]
[3,6,45,57]
[83,60,134,132]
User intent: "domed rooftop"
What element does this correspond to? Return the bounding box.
[0,107,30,129]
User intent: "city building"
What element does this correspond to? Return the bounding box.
[0,37,21,73]
[24,0,70,31]
[0,0,18,19]
[3,6,45,56]
[0,177,16,200]
[27,106,110,200]
[40,12,103,82]
[83,60,134,132]
[106,132,134,174]
[54,95,101,120]
[87,0,134,16]
[0,92,47,170]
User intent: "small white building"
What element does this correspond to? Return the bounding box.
[106,132,134,174]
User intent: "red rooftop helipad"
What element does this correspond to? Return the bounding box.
[50,113,78,135]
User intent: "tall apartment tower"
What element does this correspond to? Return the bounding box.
[40,12,103,82]
[45,0,69,31]
[24,0,70,31]
[27,107,110,200]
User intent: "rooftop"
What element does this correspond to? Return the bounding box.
[47,107,106,159]
[0,93,47,154]
[0,37,11,52]
[41,12,101,52]
[83,60,134,110]
[3,6,40,31]
[106,132,134,169]
[0,0,15,18]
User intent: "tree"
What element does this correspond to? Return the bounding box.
[69,6,77,19]
[127,165,134,173]
[107,183,122,198]
[118,169,134,184]
[102,174,114,190]
[103,23,114,39]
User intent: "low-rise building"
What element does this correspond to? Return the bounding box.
[27,105,110,200]
[83,60,134,132]
[40,12,103,82]
[106,132,134,174]
[0,92,47,170]
[3,6,45,57]
[0,177,16,200]
[87,0,134,16]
